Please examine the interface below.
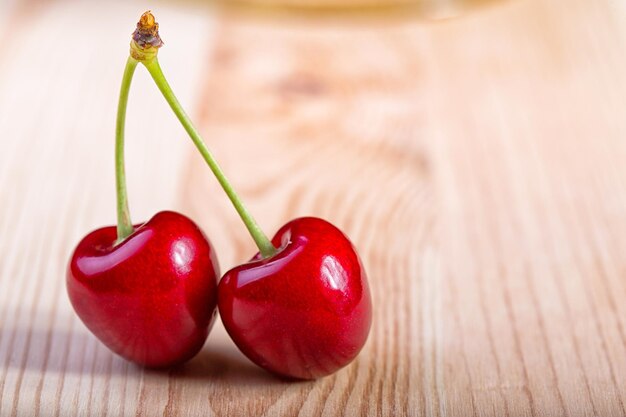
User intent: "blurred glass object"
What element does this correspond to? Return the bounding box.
[217,0,495,18]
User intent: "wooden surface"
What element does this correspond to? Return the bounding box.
[1,0,626,415]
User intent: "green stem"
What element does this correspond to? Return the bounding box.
[142,58,277,258]
[115,56,139,243]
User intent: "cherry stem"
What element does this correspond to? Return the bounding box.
[142,58,277,258]
[115,56,139,243]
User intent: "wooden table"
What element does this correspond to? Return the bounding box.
[1,0,625,415]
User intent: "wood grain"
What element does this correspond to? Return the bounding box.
[1,0,626,415]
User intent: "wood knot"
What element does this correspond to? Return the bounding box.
[277,73,326,97]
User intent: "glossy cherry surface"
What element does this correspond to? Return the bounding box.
[67,211,219,368]
[218,217,372,379]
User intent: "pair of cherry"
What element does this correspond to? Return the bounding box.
[66,12,372,380]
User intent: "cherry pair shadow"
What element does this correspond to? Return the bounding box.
[0,319,302,386]
[168,344,310,388]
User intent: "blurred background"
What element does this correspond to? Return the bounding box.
[1,0,626,415]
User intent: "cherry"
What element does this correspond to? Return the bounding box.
[218,217,372,379]
[66,14,219,367]
[126,11,373,378]
[67,211,219,367]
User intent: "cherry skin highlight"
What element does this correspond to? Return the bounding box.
[218,217,372,380]
[67,211,219,368]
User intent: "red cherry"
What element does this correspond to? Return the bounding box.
[218,217,372,379]
[67,211,219,368]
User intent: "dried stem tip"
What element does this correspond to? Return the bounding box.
[132,11,163,49]
[139,11,156,30]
